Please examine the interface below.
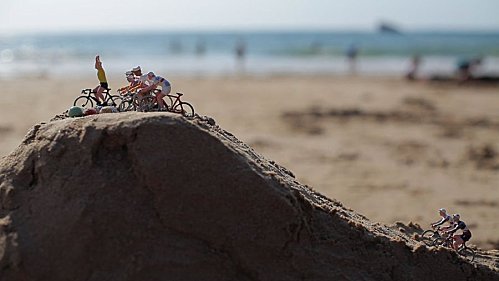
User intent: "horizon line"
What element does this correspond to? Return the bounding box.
[2,26,499,36]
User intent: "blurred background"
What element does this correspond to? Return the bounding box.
[1,0,499,77]
[1,0,498,249]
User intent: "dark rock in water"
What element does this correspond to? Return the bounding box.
[378,22,402,34]
[0,112,497,280]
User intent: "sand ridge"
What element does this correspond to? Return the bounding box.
[0,112,498,280]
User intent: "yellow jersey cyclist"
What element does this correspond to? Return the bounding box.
[93,55,109,105]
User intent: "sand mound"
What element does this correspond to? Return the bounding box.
[0,112,497,280]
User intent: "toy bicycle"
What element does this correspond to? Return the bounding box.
[421,225,446,246]
[165,92,195,117]
[73,88,122,108]
[431,233,476,262]
[139,90,195,117]
[118,90,140,112]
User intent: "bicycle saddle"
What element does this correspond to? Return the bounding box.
[176,92,183,96]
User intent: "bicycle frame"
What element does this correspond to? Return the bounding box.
[136,89,194,116]
[439,233,469,250]
[81,88,114,103]
[166,93,183,108]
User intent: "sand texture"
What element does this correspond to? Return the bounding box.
[0,75,498,251]
[0,112,498,280]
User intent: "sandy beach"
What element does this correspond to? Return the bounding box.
[1,74,498,249]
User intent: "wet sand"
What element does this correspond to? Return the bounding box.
[1,74,498,249]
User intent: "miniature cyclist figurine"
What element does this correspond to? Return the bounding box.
[118,71,141,94]
[131,66,146,84]
[445,213,472,250]
[138,71,171,111]
[431,208,455,232]
[93,55,108,105]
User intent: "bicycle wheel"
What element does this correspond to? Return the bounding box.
[148,98,167,112]
[107,95,123,108]
[159,99,169,111]
[421,230,438,246]
[118,99,135,112]
[138,96,156,112]
[432,237,446,247]
[458,246,475,262]
[73,96,93,108]
[173,102,195,117]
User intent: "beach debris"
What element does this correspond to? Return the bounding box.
[84,108,98,116]
[99,106,118,114]
[68,106,84,118]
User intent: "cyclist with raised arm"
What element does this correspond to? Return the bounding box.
[445,214,472,251]
[431,208,455,232]
[93,55,108,105]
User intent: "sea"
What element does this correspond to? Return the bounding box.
[1,31,499,78]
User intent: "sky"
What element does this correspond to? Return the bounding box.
[1,0,499,34]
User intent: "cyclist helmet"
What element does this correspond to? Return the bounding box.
[147,71,155,77]
[453,213,460,220]
[125,71,133,76]
[132,66,141,72]
[438,208,447,214]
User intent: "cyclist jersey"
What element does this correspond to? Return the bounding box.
[97,68,107,83]
[138,74,153,86]
[456,221,470,233]
[435,214,453,226]
[151,76,171,87]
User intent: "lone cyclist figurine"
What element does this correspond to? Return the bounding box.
[93,55,109,105]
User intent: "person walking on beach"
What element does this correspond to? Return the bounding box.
[235,38,246,73]
[405,54,421,81]
[93,55,108,105]
[456,56,482,82]
[345,43,358,75]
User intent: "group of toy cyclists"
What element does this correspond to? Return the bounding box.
[93,55,171,110]
[430,208,472,251]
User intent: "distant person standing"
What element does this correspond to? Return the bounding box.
[456,56,482,82]
[345,44,359,74]
[93,55,108,105]
[405,55,422,81]
[235,38,246,73]
[196,39,206,56]
[170,40,182,54]
[310,41,322,54]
